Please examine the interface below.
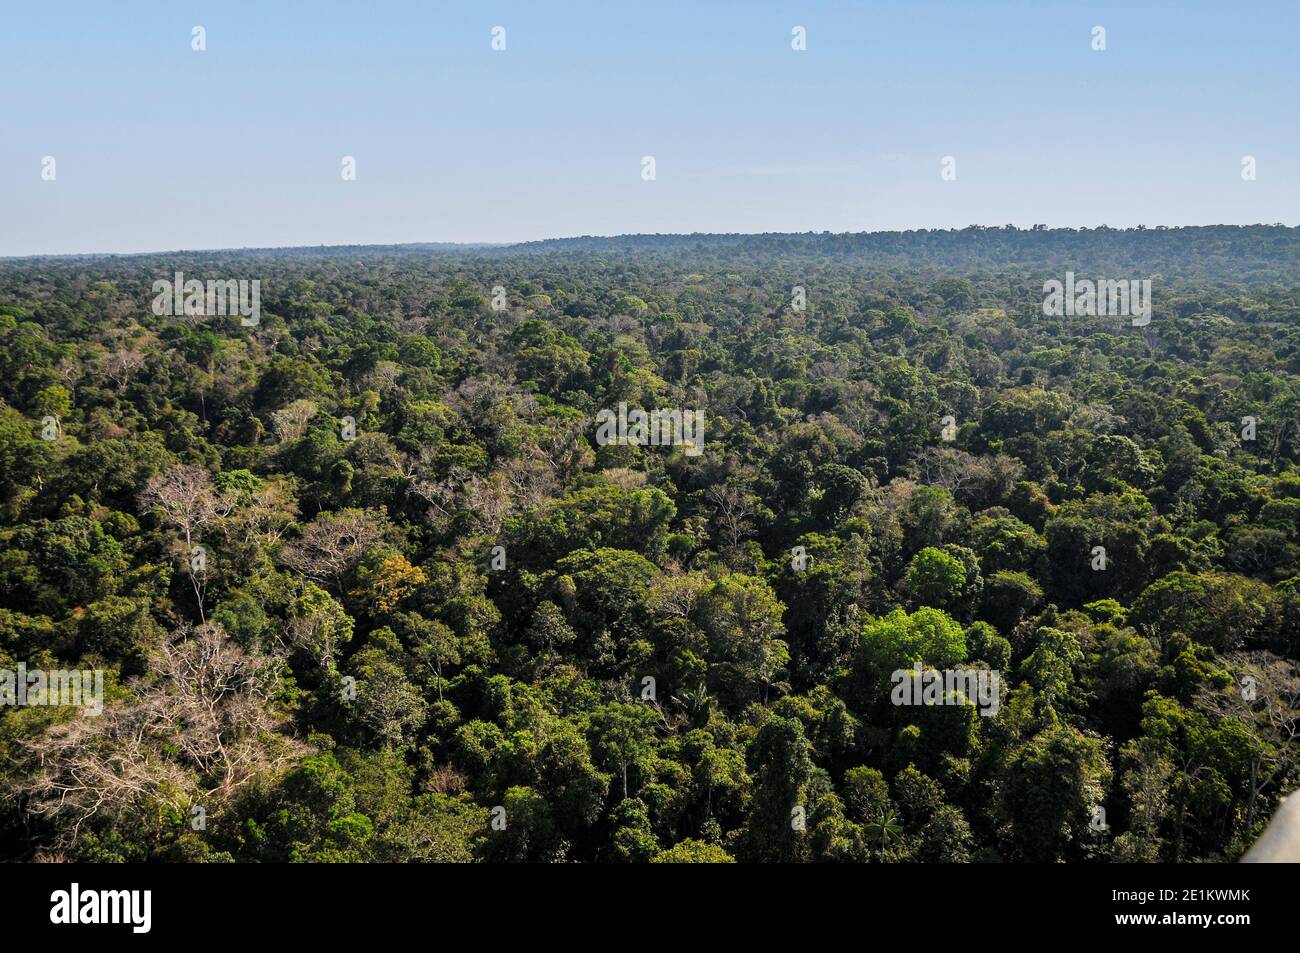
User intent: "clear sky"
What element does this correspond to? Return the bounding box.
[2,0,1297,256]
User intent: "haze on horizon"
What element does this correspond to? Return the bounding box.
[3,0,1298,257]
[5,226,1299,266]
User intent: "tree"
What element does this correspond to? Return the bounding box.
[1131,571,1278,651]
[346,647,427,750]
[916,805,974,862]
[139,464,236,621]
[587,702,658,800]
[697,574,790,708]
[1000,723,1112,862]
[904,546,966,610]
[842,766,891,825]
[740,716,814,863]
[1019,626,1085,711]
[351,547,426,616]
[652,839,735,863]
[856,606,967,691]
[279,508,393,593]
[864,809,903,856]
[609,797,658,862]
[14,623,301,849]
[1196,653,1300,837]
[393,611,461,701]
[1113,736,1174,862]
[548,547,658,676]
[286,583,354,677]
[813,463,868,525]
[705,483,756,553]
[1044,491,1153,605]
[32,385,72,435]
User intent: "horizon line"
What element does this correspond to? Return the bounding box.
[3,222,1297,263]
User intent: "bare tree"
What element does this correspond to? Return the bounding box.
[916,446,981,496]
[501,456,559,513]
[915,447,1023,509]
[139,465,236,621]
[1197,652,1300,836]
[55,355,86,405]
[529,418,594,483]
[406,449,520,535]
[101,349,146,390]
[139,465,234,551]
[278,508,392,592]
[222,479,300,549]
[445,375,517,444]
[646,572,709,633]
[270,399,319,442]
[460,472,513,534]
[706,483,755,553]
[358,361,402,396]
[406,452,470,531]
[11,624,302,849]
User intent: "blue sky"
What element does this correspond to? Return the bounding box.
[2,0,1297,256]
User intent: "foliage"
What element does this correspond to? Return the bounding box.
[1,228,1297,862]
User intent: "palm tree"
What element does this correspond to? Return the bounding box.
[865,810,903,855]
[670,681,713,727]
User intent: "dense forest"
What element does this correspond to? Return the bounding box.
[1,225,1298,863]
